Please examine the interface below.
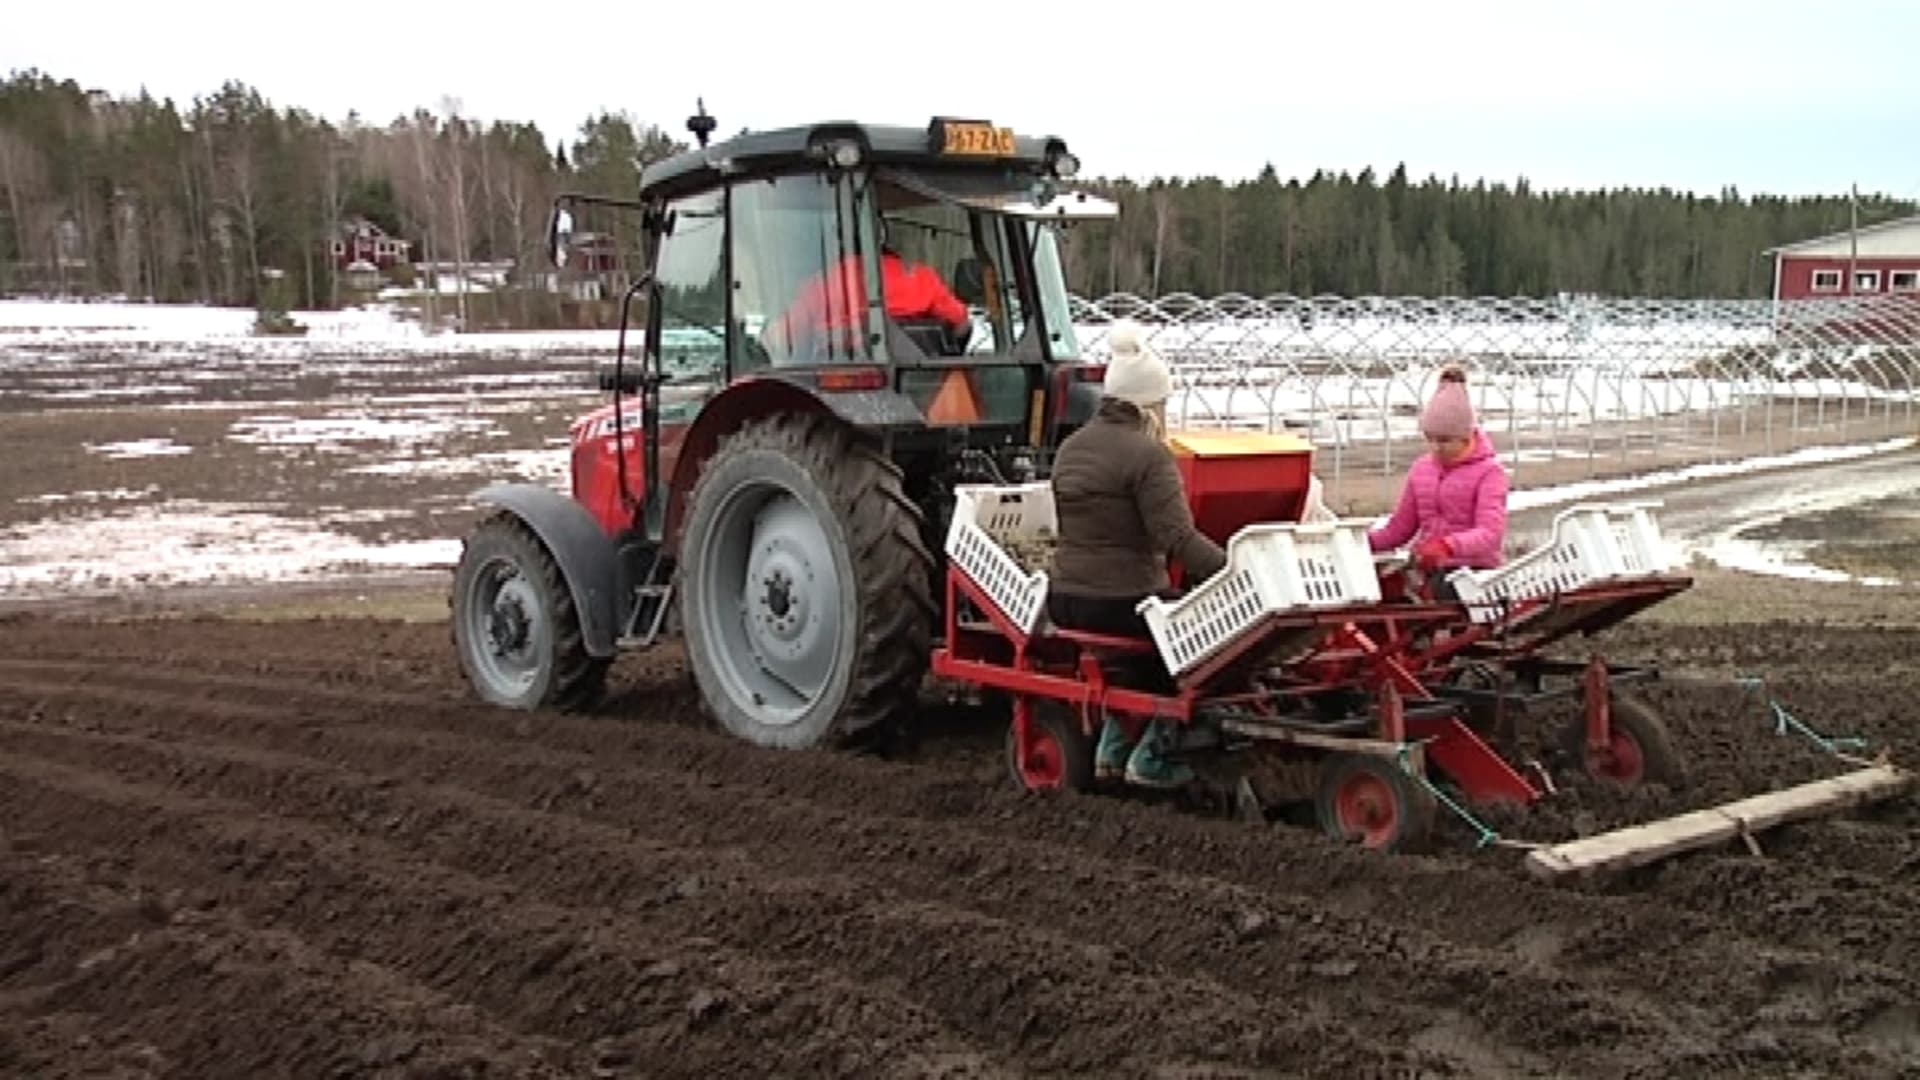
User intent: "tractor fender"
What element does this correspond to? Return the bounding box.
[471,482,620,657]
[662,377,925,548]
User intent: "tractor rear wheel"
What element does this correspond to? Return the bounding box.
[450,513,609,711]
[678,413,937,750]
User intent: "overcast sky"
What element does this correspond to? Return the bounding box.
[7,0,1916,200]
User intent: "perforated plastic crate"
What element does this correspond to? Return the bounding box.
[1602,502,1675,578]
[944,482,1056,635]
[1136,521,1380,676]
[1447,505,1635,622]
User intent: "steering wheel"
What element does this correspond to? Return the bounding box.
[896,318,973,357]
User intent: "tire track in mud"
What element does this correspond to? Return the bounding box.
[5,657,1915,1076]
[4,620,1920,1076]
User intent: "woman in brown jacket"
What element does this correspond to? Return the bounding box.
[1047,320,1227,788]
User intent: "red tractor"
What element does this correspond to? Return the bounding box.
[450,106,1118,751]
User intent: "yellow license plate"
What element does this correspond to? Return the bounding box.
[940,121,1015,157]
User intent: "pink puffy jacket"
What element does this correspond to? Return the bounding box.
[1367,428,1510,569]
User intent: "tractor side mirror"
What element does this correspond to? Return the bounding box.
[952,257,985,306]
[547,206,574,269]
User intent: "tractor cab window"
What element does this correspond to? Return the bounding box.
[651,188,727,384]
[730,171,881,372]
[871,176,1021,357]
[873,167,1087,362]
[875,185,1011,356]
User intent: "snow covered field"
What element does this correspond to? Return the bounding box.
[3,296,1918,601]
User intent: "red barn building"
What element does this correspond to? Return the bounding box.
[1767,213,1920,301]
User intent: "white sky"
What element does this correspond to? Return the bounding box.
[7,0,1917,199]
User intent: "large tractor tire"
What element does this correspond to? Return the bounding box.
[678,413,937,750]
[450,512,610,712]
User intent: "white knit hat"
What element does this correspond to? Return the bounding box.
[1101,320,1172,406]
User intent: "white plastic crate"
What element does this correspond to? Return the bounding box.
[1447,504,1633,622]
[945,482,1056,634]
[1136,521,1381,676]
[1601,502,1676,577]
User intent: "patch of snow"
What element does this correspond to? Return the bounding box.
[83,437,193,459]
[1508,436,1918,512]
[37,385,199,402]
[315,507,419,525]
[0,500,461,598]
[17,486,160,505]
[1694,530,1904,588]
[226,410,504,454]
[343,448,569,487]
[0,298,618,357]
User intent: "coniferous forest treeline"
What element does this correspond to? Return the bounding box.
[2,69,1912,316]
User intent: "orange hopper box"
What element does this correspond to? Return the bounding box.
[1164,430,1316,587]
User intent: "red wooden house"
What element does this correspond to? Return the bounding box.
[1767,214,1920,301]
[331,217,414,271]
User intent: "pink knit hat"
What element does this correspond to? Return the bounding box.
[1420,365,1475,440]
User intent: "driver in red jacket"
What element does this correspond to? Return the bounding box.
[881,241,971,332]
[771,220,973,356]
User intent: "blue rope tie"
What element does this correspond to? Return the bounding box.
[1393,740,1504,850]
[1734,676,1871,757]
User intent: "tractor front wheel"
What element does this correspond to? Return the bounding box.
[1314,752,1436,853]
[678,413,937,751]
[450,513,609,712]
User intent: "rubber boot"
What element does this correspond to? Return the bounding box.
[1095,716,1135,781]
[1125,720,1195,789]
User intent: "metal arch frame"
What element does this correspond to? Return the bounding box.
[1071,292,1920,506]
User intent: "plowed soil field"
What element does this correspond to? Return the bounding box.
[2,613,1917,1078]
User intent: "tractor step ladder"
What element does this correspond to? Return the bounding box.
[618,550,675,650]
[1523,763,1912,880]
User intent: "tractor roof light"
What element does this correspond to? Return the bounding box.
[1050,150,1080,179]
[810,136,865,169]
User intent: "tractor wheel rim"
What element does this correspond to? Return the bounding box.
[1593,728,1646,784]
[700,482,843,727]
[1334,773,1399,847]
[465,557,544,697]
[1019,729,1064,790]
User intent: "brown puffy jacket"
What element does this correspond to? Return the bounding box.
[1047,402,1229,599]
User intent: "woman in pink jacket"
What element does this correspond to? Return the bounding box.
[1368,365,1509,599]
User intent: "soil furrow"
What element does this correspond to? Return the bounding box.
[0,719,1422,1077]
[5,679,1908,1075]
[0,752,1020,1079]
[0,839,577,1079]
[2,616,1918,1078]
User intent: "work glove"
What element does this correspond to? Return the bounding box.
[1414,535,1453,571]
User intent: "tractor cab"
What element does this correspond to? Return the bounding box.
[551,110,1116,545]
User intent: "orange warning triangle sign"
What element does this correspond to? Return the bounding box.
[924,368,984,425]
